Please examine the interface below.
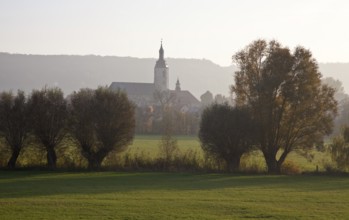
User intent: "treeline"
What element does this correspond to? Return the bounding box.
[0,87,135,169]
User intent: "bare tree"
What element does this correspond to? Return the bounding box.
[158,107,178,164]
[153,89,179,164]
[153,89,176,110]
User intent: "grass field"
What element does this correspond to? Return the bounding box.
[127,135,202,156]
[0,171,349,219]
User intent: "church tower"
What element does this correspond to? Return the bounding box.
[154,41,169,91]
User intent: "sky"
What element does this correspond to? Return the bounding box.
[1,0,349,66]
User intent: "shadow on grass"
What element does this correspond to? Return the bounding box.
[0,171,349,199]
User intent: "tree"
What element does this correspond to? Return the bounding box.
[69,87,135,169]
[134,105,154,134]
[199,104,254,171]
[339,99,349,128]
[322,77,348,102]
[0,91,30,168]
[153,89,179,163]
[28,87,68,169]
[322,77,349,136]
[330,126,349,170]
[153,89,175,108]
[68,88,96,169]
[158,108,179,166]
[232,39,337,173]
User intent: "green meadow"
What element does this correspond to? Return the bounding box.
[126,135,202,157]
[0,136,346,219]
[0,171,349,219]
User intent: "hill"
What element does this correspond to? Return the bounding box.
[0,53,234,99]
[1,53,349,98]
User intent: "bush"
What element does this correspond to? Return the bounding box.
[199,104,255,172]
[158,134,179,165]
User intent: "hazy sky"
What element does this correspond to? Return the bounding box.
[1,0,349,66]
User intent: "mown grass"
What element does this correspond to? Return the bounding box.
[0,171,349,219]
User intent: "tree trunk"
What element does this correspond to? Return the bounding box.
[7,148,20,169]
[227,156,241,172]
[87,159,95,170]
[87,155,104,170]
[276,149,289,173]
[263,152,281,174]
[87,158,100,170]
[46,147,57,169]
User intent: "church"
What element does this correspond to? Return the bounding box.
[109,42,201,112]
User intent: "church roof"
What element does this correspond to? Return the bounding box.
[110,82,201,108]
[110,82,155,97]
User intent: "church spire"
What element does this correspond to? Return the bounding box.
[155,39,167,69]
[159,40,164,60]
